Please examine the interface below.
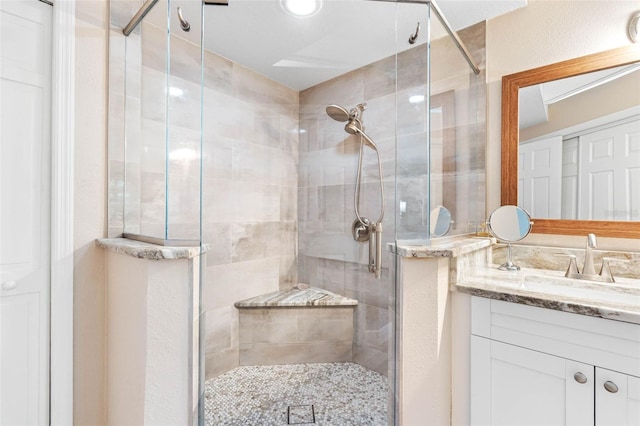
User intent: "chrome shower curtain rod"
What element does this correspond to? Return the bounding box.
[122,0,479,75]
[428,0,481,75]
[123,0,229,36]
[122,0,159,36]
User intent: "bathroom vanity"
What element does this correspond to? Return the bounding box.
[451,249,640,426]
[469,297,639,426]
[390,235,639,425]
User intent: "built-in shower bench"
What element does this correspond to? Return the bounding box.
[235,285,357,366]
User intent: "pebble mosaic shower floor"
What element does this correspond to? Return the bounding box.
[204,362,389,425]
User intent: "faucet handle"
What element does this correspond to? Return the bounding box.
[555,253,579,277]
[599,257,630,283]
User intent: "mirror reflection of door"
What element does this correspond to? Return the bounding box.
[518,135,562,218]
[578,119,640,221]
[518,63,640,221]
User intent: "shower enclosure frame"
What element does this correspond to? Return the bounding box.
[108,1,485,424]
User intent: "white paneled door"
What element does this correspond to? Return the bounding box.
[0,0,52,424]
[518,135,563,219]
[578,119,640,221]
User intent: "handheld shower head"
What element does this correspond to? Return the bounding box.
[344,118,361,135]
[346,121,379,150]
[326,103,377,150]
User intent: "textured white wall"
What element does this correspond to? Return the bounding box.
[485,0,640,251]
[398,257,451,426]
[105,252,193,425]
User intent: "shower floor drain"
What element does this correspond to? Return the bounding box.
[287,405,315,424]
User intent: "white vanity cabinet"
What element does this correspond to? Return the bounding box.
[470,297,640,426]
[595,368,640,426]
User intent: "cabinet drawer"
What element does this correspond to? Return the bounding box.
[471,336,595,426]
[471,297,640,377]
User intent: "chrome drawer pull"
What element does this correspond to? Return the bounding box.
[573,372,588,384]
[604,381,619,393]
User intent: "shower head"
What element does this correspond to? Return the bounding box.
[326,104,350,122]
[327,103,378,150]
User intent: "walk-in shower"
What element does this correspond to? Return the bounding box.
[326,103,385,279]
[108,0,487,423]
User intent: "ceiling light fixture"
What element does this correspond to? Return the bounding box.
[280,0,322,17]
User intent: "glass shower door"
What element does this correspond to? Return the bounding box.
[198,1,431,424]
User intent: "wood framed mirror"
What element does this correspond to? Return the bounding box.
[501,45,640,238]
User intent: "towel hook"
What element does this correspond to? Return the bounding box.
[409,22,420,44]
[177,6,190,32]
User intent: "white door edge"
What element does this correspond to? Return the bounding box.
[50,0,75,424]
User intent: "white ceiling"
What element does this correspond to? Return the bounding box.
[155,0,527,91]
[519,64,640,129]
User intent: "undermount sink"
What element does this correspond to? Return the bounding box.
[521,273,640,306]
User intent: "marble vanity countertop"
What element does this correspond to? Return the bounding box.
[390,237,495,258]
[96,238,210,260]
[454,265,640,324]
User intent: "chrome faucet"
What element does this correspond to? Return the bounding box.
[561,233,621,283]
[582,233,597,276]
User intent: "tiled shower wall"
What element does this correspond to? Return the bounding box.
[297,23,486,376]
[201,53,299,378]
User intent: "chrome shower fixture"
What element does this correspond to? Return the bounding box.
[326,104,350,122]
[326,103,374,146]
[326,103,366,123]
[325,102,385,279]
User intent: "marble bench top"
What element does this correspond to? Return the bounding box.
[96,237,209,260]
[235,285,358,309]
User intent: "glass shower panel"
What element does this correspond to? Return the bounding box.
[111,0,203,243]
[122,0,170,239]
[429,15,486,238]
[116,0,203,242]
[199,1,436,424]
[395,3,432,244]
[166,0,203,241]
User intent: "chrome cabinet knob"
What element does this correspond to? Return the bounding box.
[573,372,588,384]
[604,381,619,393]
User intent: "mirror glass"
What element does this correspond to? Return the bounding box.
[487,205,532,242]
[517,63,640,221]
[501,45,640,238]
[430,205,452,238]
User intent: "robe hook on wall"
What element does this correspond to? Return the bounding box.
[177,7,190,32]
[409,22,420,44]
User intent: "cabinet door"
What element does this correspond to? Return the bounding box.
[471,336,594,426]
[596,368,640,426]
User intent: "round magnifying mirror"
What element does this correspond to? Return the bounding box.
[487,205,532,271]
[488,205,532,242]
[430,205,452,238]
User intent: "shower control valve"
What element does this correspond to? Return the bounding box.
[352,217,370,242]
